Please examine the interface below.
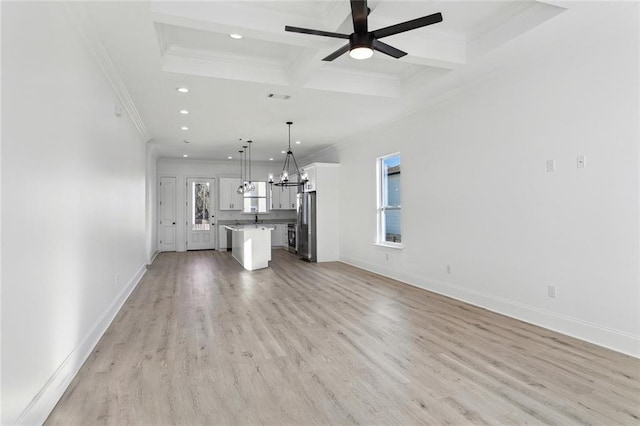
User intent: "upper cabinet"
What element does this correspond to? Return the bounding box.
[270,183,298,210]
[219,178,243,210]
[270,185,285,210]
[303,166,317,192]
[286,185,298,209]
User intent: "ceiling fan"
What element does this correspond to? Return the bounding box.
[285,0,443,61]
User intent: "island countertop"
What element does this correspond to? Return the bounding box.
[218,219,295,226]
[224,224,276,231]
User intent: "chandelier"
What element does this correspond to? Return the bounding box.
[268,122,308,187]
[237,140,255,194]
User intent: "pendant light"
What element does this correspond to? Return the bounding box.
[236,148,245,194]
[269,122,308,187]
[237,141,256,194]
[245,140,255,193]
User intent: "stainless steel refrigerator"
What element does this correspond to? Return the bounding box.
[297,191,316,262]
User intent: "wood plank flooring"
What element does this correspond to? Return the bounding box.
[46,250,640,425]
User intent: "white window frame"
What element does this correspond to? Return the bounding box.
[376,153,403,249]
[242,181,268,213]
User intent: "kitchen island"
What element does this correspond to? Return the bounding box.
[225,224,275,271]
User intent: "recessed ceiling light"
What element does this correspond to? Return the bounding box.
[176,87,189,93]
[295,140,301,144]
[281,150,286,154]
[179,110,189,115]
[228,156,233,160]
[267,93,291,100]
[181,126,189,131]
[183,154,189,158]
[269,158,274,161]
[229,33,243,40]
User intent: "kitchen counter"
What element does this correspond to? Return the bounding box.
[225,224,275,271]
[218,219,296,225]
[225,224,276,231]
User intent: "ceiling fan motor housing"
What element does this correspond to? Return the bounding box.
[349,32,374,50]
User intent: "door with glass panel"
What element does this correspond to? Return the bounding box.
[186,177,216,250]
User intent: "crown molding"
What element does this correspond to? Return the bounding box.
[64,2,150,142]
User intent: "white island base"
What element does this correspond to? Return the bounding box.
[226,224,275,271]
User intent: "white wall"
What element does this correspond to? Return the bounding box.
[307,3,639,356]
[157,158,296,251]
[146,144,159,263]
[1,3,147,424]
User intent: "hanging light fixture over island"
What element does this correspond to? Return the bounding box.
[269,121,308,187]
[237,140,256,194]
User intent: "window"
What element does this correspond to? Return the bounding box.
[243,181,268,213]
[377,153,402,246]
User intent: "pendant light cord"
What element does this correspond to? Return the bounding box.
[248,141,252,183]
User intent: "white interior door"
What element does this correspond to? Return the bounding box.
[186,177,216,250]
[159,177,176,252]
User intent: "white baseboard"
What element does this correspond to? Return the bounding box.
[340,256,640,359]
[148,249,159,265]
[15,264,147,425]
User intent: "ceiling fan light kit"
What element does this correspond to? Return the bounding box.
[348,32,375,59]
[285,0,442,62]
[349,46,373,60]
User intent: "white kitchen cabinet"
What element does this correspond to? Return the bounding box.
[270,224,293,247]
[288,174,300,209]
[270,185,286,210]
[282,224,289,247]
[219,178,242,210]
[218,225,228,250]
[301,162,339,262]
[303,165,316,192]
[271,224,283,247]
[285,186,298,210]
[270,185,298,210]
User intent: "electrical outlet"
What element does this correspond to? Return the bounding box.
[546,160,556,173]
[446,264,451,274]
[547,285,556,298]
[385,253,389,261]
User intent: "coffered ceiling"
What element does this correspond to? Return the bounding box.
[80,1,565,161]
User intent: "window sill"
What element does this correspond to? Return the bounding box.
[374,242,404,250]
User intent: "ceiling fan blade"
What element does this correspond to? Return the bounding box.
[322,43,350,61]
[372,40,407,59]
[285,25,350,39]
[350,0,368,33]
[372,12,443,39]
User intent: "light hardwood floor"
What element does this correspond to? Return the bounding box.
[46,250,640,425]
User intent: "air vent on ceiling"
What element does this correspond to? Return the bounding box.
[267,93,291,100]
